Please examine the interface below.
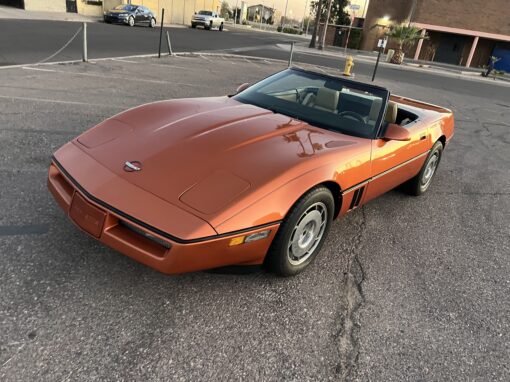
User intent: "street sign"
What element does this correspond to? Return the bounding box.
[349,4,360,10]
[377,38,387,48]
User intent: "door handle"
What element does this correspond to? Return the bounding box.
[420,134,427,140]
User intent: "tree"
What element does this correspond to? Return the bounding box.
[308,0,323,48]
[232,7,241,23]
[310,0,350,25]
[220,1,232,19]
[386,24,427,64]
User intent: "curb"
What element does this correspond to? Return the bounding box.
[286,45,510,87]
[1,51,509,87]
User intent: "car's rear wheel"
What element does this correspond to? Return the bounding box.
[219,22,224,31]
[265,186,334,276]
[150,18,156,28]
[128,16,135,27]
[191,23,197,28]
[405,140,443,196]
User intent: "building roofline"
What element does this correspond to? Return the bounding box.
[412,22,510,42]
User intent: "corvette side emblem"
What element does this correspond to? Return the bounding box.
[124,161,142,172]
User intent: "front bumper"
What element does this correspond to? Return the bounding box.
[48,161,279,274]
[104,15,129,24]
[191,19,209,26]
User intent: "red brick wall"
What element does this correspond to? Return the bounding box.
[361,0,509,52]
[414,0,510,35]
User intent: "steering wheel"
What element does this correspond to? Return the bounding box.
[338,111,365,124]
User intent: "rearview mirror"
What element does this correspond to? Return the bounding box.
[383,123,411,141]
[236,83,250,94]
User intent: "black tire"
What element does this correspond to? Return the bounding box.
[191,23,197,28]
[405,140,443,196]
[150,18,156,28]
[128,16,135,27]
[264,186,334,276]
[219,22,224,31]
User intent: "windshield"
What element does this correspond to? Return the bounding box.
[234,69,389,139]
[198,10,213,15]
[114,5,137,11]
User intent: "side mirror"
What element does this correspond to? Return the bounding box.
[236,83,250,94]
[383,123,411,141]
[194,12,197,15]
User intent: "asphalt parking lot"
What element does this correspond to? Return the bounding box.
[1,55,509,381]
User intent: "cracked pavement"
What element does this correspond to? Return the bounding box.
[0,55,509,381]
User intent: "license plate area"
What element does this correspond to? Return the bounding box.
[70,193,106,238]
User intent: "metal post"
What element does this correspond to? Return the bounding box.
[288,42,294,67]
[82,22,88,62]
[158,8,165,58]
[166,31,173,56]
[372,46,383,82]
[344,18,353,54]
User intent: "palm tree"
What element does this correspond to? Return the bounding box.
[386,24,427,64]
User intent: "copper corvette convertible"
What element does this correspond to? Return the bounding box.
[48,68,454,276]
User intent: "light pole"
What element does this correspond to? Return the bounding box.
[234,0,238,24]
[259,2,264,30]
[281,0,289,29]
[301,0,308,32]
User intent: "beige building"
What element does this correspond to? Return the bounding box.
[12,0,220,25]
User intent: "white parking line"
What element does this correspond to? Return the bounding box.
[0,95,124,108]
[199,54,212,62]
[111,58,139,64]
[18,67,203,87]
[243,58,260,67]
[22,67,56,72]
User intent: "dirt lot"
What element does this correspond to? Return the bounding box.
[0,55,509,381]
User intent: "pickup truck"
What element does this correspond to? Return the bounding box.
[191,10,225,31]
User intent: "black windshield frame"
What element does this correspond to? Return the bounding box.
[233,68,390,139]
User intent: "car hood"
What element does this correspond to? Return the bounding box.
[76,97,359,220]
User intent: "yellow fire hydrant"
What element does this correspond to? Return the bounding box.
[343,56,354,76]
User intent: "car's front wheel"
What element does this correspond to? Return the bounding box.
[128,16,135,27]
[191,23,197,28]
[219,22,224,31]
[265,186,334,276]
[150,18,156,28]
[406,140,443,195]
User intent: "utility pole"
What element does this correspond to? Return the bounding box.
[318,0,333,50]
[308,0,323,48]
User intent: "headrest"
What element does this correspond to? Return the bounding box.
[369,98,382,121]
[385,101,398,124]
[314,87,339,112]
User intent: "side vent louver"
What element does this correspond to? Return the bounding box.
[349,186,365,210]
